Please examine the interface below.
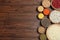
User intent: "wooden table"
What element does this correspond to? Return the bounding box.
[0,0,42,40]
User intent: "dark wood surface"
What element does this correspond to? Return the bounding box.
[0,0,41,40]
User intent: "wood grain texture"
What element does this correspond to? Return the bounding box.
[0,0,41,40]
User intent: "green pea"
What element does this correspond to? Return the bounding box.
[40,34,47,40]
